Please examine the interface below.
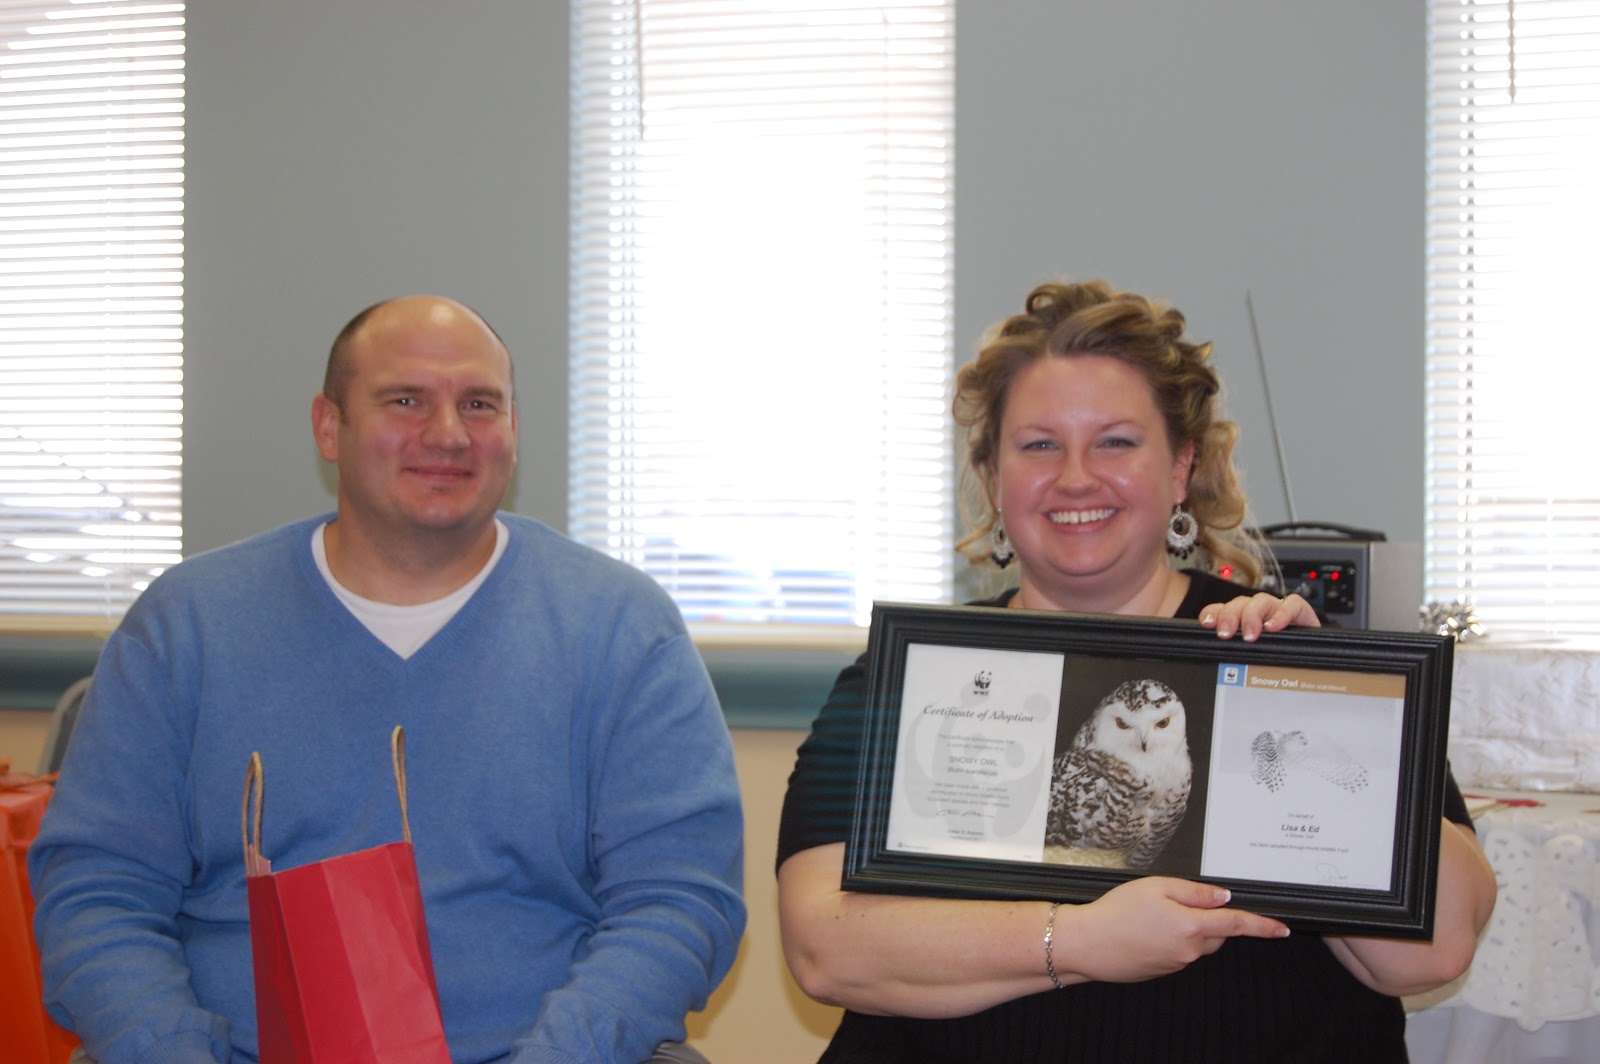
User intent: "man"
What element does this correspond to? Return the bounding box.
[30,296,746,1064]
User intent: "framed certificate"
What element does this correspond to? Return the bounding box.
[841,602,1455,938]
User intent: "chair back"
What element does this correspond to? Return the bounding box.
[38,675,91,776]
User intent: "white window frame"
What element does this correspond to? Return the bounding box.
[1425,0,1600,639]
[568,0,955,636]
[0,0,185,634]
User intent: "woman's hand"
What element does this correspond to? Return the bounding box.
[1054,876,1289,984]
[1198,592,1320,641]
[779,843,1288,1018]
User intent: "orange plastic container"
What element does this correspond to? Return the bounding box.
[1,784,79,1064]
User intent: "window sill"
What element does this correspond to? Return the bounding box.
[0,625,863,729]
[0,631,106,710]
[694,627,865,730]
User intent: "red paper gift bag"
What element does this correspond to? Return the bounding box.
[243,726,451,1064]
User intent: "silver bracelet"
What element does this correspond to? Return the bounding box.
[1044,901,1064,989]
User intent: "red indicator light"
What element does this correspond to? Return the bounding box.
[1330,571,1340,581]
[1308,571,1318,580]
[1219,565,1233,579]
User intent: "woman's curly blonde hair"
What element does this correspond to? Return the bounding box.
[953,279,1269,587]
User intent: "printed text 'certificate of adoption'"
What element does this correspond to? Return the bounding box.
[886,643,1063,862]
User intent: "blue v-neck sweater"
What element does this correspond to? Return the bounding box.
[31,514,746,1064]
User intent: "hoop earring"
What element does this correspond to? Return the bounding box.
[991,516,1014,567]
[1166,504,1198,558]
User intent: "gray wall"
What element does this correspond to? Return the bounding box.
[954,2,1424,543]
[183,1,1423,559]
[184,2,571,554]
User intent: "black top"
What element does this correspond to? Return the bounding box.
[776,569,1472,1064]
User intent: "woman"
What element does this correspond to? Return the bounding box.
[776,280,1495,1062]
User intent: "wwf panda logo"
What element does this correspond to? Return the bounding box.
[973,670,993,693]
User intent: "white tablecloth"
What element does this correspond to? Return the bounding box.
[1406,791,1600,1064]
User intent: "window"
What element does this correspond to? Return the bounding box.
[569,0,954,631]
[0,0,184,629]
[1425,0,1600,638]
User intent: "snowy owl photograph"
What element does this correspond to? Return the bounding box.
[1045,677,1194,870]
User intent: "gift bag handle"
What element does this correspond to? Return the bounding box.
[391,724,411,843]
[243,750,266,876]
[243,725,412,869]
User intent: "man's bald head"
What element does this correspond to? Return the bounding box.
[321,295,512,410]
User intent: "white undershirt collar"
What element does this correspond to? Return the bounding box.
[311,519,509,659]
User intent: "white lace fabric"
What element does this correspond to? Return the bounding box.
[1421,793,1600,1031]
[1447,643,1600,793]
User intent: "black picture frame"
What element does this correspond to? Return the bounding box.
[842,602,1455,939]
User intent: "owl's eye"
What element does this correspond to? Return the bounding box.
[1114,717,1131,729]
[1155,716,1171,729]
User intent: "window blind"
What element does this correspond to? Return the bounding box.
[569,0,954,631]
[1425,0,1600,638]
[0,0,184,629]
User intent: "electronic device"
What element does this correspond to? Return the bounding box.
[1256,522,1422,632]
[1242,295,1421,632]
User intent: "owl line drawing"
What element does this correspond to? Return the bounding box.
[1249,729,1370,794]
[1045,678,1192,870]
